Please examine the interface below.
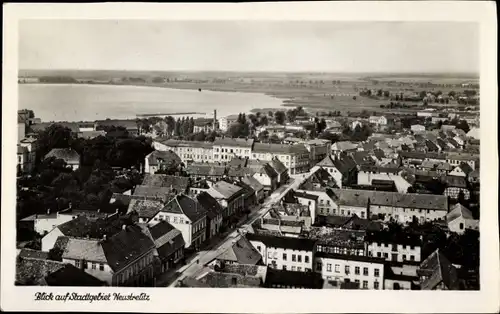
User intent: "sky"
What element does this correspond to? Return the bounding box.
[18,20,479,73]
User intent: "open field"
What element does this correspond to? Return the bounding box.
[18,69,479,113]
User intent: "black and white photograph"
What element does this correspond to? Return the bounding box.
[2,2,498,313]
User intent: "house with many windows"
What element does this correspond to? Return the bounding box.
[246,233,316,272]
[315,252,385,290]
[149,194,207,249]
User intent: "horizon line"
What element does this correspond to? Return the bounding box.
[18,69,480,75]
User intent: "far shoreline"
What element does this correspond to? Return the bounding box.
[18,82,292,123]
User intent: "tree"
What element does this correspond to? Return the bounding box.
[165,116,175,135]
[383,90,390,98]
[174,118,181,136]
[275,111,286,125]
[228,123,250,138]
[456,120,470,133]
[193,131,206,142]
[188,117,195,134]
[268,111,274,118]
[259,115,269,126]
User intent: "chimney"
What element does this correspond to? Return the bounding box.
[103,234,107,241]
[68,202,72,209]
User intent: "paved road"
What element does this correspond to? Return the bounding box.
[167,171,314,287]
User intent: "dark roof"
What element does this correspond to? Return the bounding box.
[227,167,256,178]
[214,137,254,148]
[142,174,189,191]
[133,185,176,201]
[215,237,263,265]
[315,251,386,264]
[264,268,323,289]
[293,191,319,201]
[147,221,185,260]
[16,257,66,285]
[365,230,422,247]
[359,165,400,174]
[384,264,419,282]
[373,149,385,159]
[127,199,163,219]
[245,233,316,251]
[18,249,49,260]
[326,188,449,211]
[43,264,106,286]
[162,194,206,222]
[95,119,138,130]
[457,162,474,175]
[101,224,156,272]
[307,227,365,249]
[341,215,384,232]
[185,164,226,177]
[110,193,133,207]
[44,148,80,163]
[270,158,288,175]
[147,150,182,167]
[418,249,460,290]
[199,271,262,288]
[241,176,264,192]
[442,175,468,189]
[196,192,224,219]
[253,143,309,155]
[352,151,376,167]
[228,157,249,168]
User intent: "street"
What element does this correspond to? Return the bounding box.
[166,171,312,287]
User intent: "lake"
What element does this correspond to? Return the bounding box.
[18,84,284,122]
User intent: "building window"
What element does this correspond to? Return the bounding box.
[335,264,340,273]
[257,246,261,252]
[355,279,360,285]
[363,281,368,289]
[377,252,381,258]
[316,262,322,271]
[268,252,272,259]
[297,255,302,263]
[292,254,296,262]
[384,253,388,258]
[283,265,287,270]
[292,266,296,271]
[374,281,379,289]
[345,265,350,274]
[91,262,96,270]
[374,269,380,277]
[305,256,309,263]
[363,267,368,276]
[403,255,407,261]
[355,267,360,275]
[410,255,415,261]
[75,260,81,268]
[327,264,332,272]
[459,223,464,230]
[83,261,88,269]
[99,263,104,271]
[282,253,287,261]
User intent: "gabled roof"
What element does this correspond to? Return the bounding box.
[215,237,262,265]
[58,236,107,263]
[146,221,185,259]
[457,163,474,175]
[246,233,316,251]
[210,181,245,200]
[44,148,80,163]
[185,164,226,177]
[256,163,279,179]
[418,249,459,290]
[270,158,288,175]
[43,264,106,286]
[241,176,264,193]
[446,203,474,223]
[196,192,224,219]
[214,137,254,148]
[133,185,176,200]
[265,268,323,289]
[146,150,182,167]
[228,157,248,168]
[16,256,66,285]
[101,225,156,272]
[162,194,206,222]
[127,199,164,219]
[142,174,189,191]
[317,155,336,167]
[293,191,319,201]
[442,175,468,188]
